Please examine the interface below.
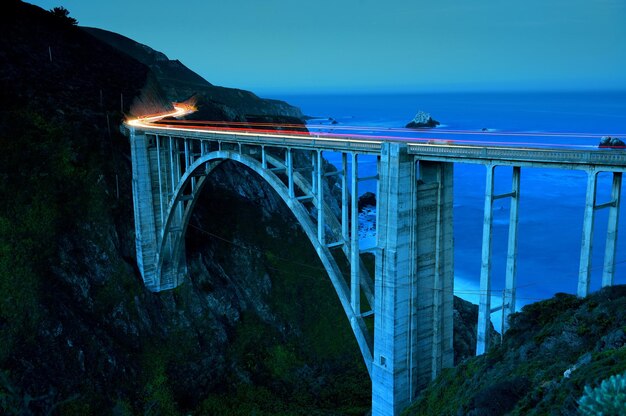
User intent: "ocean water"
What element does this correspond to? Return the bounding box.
[268,91,626,316]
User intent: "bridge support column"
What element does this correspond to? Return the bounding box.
[603,172,622,287]
[477,165,495,355]
[317,150,325,243]
[287,148,295,199]
[160,137,185,290]
[342,153,349,243]
[372,144,454,416]
[578,170,597,297]
[416,161,455,382]
[372,143,417,416]
[130,129,159,290]
[351,153,361,314]
[477,165,521,352]
[504,166,521,333]
[579,170,623,297]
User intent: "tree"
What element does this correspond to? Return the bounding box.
[50,6,77,25]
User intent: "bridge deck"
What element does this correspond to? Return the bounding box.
[135,124,626,171]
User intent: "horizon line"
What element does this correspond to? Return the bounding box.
[252,87,626,97]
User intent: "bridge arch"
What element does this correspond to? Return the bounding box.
[130,129,458,414]
[158,149,374,374]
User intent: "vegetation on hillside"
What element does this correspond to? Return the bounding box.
[404,287,626,415]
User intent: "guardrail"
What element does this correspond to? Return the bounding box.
[133,126,626,170]
[407,143,626,170]
[136,126,383,154]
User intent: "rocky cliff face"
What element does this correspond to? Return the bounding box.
[453,296,500,365]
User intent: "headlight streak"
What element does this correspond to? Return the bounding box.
[126,104,620,151]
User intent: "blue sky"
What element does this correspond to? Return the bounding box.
[29,0,626,94]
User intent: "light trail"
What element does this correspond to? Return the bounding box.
[126,103,196,127]
[127,104,624,150]
[152,119,623,140]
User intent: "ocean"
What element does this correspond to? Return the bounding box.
[267,91,626,319]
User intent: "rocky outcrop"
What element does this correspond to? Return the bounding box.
[599,136,626,148]
[453,296,499,364]
[358,191,377,212]
[405,110,440,128]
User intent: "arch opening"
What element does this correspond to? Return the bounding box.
[158,149,374,374]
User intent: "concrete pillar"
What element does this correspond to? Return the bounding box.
[372,143,418,416]
[351,153,360,314]
[602,172,622,287]
[312,151,317,198]
[158,137,185,290]
[261,145,267,169]
[439,162,455,371]
[184,138,190,171]
[342,153,349,244]
[415,162,455,384]
[503,166,521,333]
[317,150,324,244]
[168,136,178,203]
[376,156,381,239]
[578,170,597,297]
[287,148,294,199]
[188,140,196,192]
[477,165,495,355]
[130,129,158,290]
[155,135,165,226]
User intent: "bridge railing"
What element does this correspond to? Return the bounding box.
[407,143,626,170]
[137,127,384,154]
[136,125,626,171]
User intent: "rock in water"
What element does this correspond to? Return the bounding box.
[405,110,440,128]
[599,136,626,148]
[358,192,377,212]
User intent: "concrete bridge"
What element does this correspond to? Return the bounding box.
[127,117,626,415]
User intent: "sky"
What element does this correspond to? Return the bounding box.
[28,0,626,94]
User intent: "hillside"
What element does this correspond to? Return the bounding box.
[1,1,364,414]
[83,27,304,122]
[405,286,626,415]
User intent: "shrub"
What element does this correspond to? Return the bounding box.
[49,7,77,25]
[578,371,626,415]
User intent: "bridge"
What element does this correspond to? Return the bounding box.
[126,106,626,415]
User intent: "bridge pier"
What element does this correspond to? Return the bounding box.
[350,153,361,314]
[130,131,159,289]
[477,165,521,355]
[578,170,623,297]
[603,172,622,287]
[372,143,453,416]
